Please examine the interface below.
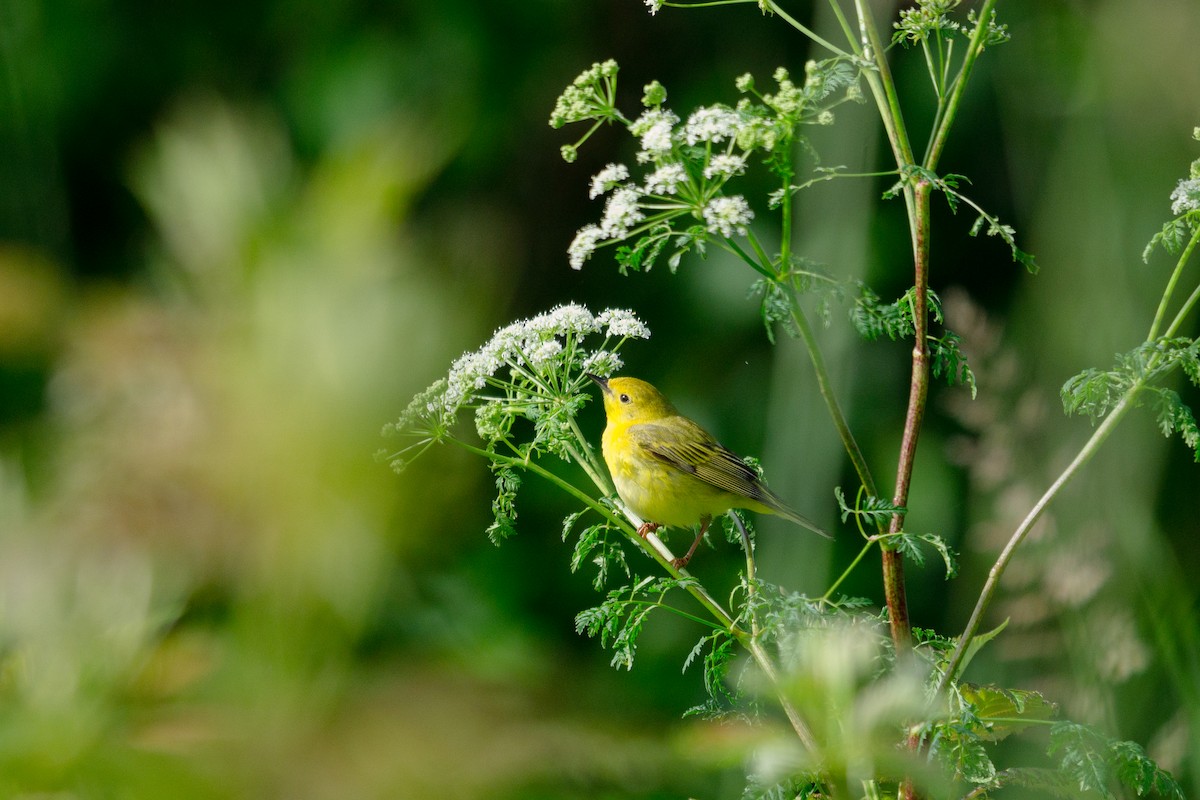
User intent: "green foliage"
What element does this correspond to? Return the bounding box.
[683,629,742,716]
[575,576,700,671]
[852,285,982,396]
[834,485,905,528]
[965,204,1039,273]
[486,465,521,545]
[564,512,632,590]
[1143,217,1195,262]
[1062,338,1200,458]
[1048,722,1186,799]
[387,3,1195,799]
[885,531,958,578]
[932,329,978,398]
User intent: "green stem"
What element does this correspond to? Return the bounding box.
[455,438,826,752]
[1151,223,1200,339]
[788,300,878,498]
[731,512,761,637]
[924,0,997,171]
[854,0,917,175]
[882,179,934,654]
[763,0,851,57]
[747,636,820,752]
[821,538,876,603]
[568,417,614,494]
[937,389,1140,692]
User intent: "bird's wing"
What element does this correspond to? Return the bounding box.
[627,418,767,501]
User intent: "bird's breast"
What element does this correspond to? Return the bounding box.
[602,423,734,528]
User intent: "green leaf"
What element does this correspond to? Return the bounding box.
[1048,722,1112,796]
[834,485,905,525]
[968,212,1040,273]
[569,519,631,590]
[1143,217,1194,261]
[1063,338,1200,457]
[752,278,796,345]
[486,465,521,545]
[852,285,945,342]
[930,330,978,398]
[953,618,1010,680]
[888,531,956,577]
[615,224,672,274]
[936,726,997,785]
[575,577,693,671]
[959,684,1056,742]
[1046,722,1183,799]
[992,767,1081,798]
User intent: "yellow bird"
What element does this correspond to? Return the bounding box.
[588,374,830,568]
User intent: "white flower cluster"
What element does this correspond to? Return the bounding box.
[567,95,769,269]
[630,108,679,159]
[589,163,630,199]
[1170,178,1200,216]
[393,305,651,436]
[702,196,755,238]
[683,106,742,145]
[703,153,747,179]
[548,60,619,129]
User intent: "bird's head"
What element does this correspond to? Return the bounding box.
[587,374,678,425]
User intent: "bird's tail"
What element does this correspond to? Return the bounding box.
[763,490,833,539]
[777,506,833,539]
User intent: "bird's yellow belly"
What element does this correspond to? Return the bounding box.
[607,449,734,529]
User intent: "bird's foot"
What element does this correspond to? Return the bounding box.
[636,522,661,538]
[670,555,691,570]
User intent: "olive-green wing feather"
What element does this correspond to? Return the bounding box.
[627,417,831,538]
[626,418,766,499]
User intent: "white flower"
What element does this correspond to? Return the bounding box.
[702,195,754,238]
[596,308,651,339]
[644,162,687,195]
[703,153,747,179]
[581,350,623,376]
[568,224,606,270]
[1170,178,1200,215]
[589,163,630,199]
[684,106,742,145]
[644,0,663,12]
[631,109,679,156]
[544,303,599,335]
[549,60,620,128]
[600,186,644,237]
[527,339,564,369]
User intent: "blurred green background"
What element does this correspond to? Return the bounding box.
[1,1,1198,797]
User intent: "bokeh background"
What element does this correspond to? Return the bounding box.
[1,1,1198,797]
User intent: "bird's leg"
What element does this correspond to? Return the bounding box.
[671,515,711,569]
[636,521,661,538]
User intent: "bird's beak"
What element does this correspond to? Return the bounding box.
[586,373,611,394]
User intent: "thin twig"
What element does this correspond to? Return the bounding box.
[936,391,1138,692]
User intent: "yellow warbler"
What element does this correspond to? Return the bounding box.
[588,374,830,568]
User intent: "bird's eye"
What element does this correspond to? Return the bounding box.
[619,394,631,404]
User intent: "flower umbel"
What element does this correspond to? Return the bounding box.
[1170,178,1200,216]
[703,196,755,238]
[384,305,651,469]
[553,63,861,272]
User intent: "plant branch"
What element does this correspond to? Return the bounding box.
[882,179,934,654]
[764,0,851,57]
[937,390,1139,692]
[453,437,826,751]
[924,0,997,171]
[1151,223,1200,339]
[747,636,820,752]
[788,299,877,498]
